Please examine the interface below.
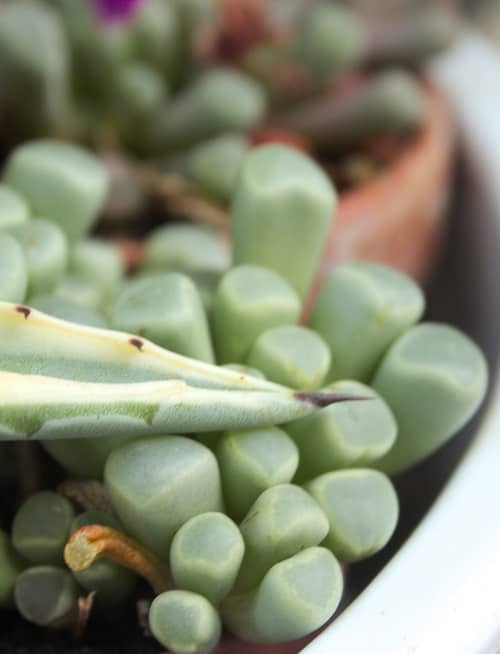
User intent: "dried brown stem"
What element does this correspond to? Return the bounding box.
[134,164,229,230]
[65,525,170,595]
[73,592,96,641]
[136,598,153,637]
[58,479,113,513]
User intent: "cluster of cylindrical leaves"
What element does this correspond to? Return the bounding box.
[0,137,487,652]
[0,0,458,194]
[1,459,397,653]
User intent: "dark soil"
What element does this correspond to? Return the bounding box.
[0,614,161,654]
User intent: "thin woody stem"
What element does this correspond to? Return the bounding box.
[73,591,96,641]
[64,525,170,595]
[134,165,229,229]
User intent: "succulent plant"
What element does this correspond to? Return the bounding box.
[11,491,75,565]
[309,261,425,382]
[305,469,399,562]
[247,324,331,390]
[231,144,336,299]
[234,484,331,593]
[274,68,426,155]
[0,530,25,609]
[0,184,30,232]
[0,0,468,642]
[9,219,68,296]
[216,426,299,520]
[0,2,71,141]
[142,221,229,276]
[212,264,301,363]
[14,565,80,629]
[286,380,397,482]
[0,235,28,304]
[3,140,109,242]
[221,546,343,644]
[153,67,267,152]
[169,512,244,604]
[372,323,488,475]
[149,589,222,654]
[0,74,486,654]
[110,272,216,362]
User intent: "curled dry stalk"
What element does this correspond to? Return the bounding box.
[65,525,171,595]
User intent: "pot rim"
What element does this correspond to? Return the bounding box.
[336,76,454,223]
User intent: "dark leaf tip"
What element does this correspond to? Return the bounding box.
[295,392,374,408]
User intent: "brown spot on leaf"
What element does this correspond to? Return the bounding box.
[129,337,144,352]
[15,305,31,319]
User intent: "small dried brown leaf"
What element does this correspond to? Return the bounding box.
[58,479,113,513]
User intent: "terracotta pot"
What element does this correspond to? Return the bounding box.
[312,80,455,294]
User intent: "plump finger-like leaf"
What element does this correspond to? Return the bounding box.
[373,323,488,474]
[0,529,25,608]
[149,590,222,654]
[11,491,75,565]
[231,144,336,299]
[170,512,244,605]
[14,566,79,629]
[235,484,329,593]
[305,469,399,562]
[216,427,299,521]
[222,547,343,644]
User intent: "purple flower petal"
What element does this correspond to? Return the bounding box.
[93,0,145,24]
